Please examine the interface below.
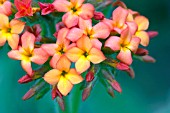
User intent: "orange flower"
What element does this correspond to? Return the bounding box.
[66,35,106,73]
[8,32,49,75]
[0,14,25,49]
[44,56,83,96]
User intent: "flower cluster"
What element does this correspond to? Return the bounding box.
[0,0,158,110]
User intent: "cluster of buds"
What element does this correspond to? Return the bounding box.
[0,0,158,111]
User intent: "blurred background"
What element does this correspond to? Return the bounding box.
[0,0,170,113]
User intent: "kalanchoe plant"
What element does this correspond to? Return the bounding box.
[0,0,158,112]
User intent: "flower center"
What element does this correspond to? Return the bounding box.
[84,52,89,57]
[71,7,77,12]
[6,28,11,33]
[0,0,6,5]
[61,71,67,76]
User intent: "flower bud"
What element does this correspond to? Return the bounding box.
[125,67,135,78]
[113,0,127,8]
[35,86,50,100]
[101,69,114,82]
[38,2,55,15]
[136,48,149,56]
[107,86,114,98]
[56,97,65,111]
[142,55,156,63]
[147,31,158,38]
[18,74,33,84]
[85,71,94,82]
[52,86,63,100]
[22,89,35,100]
[94,11,105,20]
[108,80,122,93]
[116,62,129,70]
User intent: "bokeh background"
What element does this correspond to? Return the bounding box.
[0,0,170,113]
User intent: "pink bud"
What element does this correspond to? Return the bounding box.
[38,2,55,15]
[22,89,35,100]
[136,48,149,56]
[125,67,135,78]
[116,62,129,70]
[56,97,65,111]
[147,31,158,38]
[85,71,94,82]
[53,22,65,38]
[94,12,105,20]
[109,80,122,93]
[142,55,156,63]
[82,84,92,101]
[18,74,33,84]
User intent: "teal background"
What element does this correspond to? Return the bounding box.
[0,0,170,113]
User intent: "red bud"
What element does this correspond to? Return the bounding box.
[85,71,94,82]
[82,84,92,101]
[125,67,135,78]
[56,97,65,111]
[116,62,129,70]
[136,48,149,56]
[142,55,156,63]
[94,11,105,20]
[109,80,122,93]
[18,74,33,84]
[52,87,63,100]
[147,31,158,38]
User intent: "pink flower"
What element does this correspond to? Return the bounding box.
[0,0,12,16]
[8,32,49,75]
[105,27,141,65]
[38,2,55,15]
[52,0,94,28]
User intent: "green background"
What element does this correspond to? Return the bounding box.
[0,0,170,113]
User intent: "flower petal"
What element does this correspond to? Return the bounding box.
[50,53,61,69]
[126,21,138,35]
[66,68,83,84]
[10,19,25,34]
[91,38,102,50]
[57,76,73,96]
[127,37,141,53]
[56,56,71,72]
[87,48,106,64]
[92,22,110,39]
[31,48,49,65]
[21,31,35,51]
[78,3,94,20]
[8,50,22,60]
[52,0,71,12]
[121,27,132,45]
[105,36,121,51]
[135,31,149,46]
[7,34,19,50]
[135,16,149,31]
[41,44,57,56]
[65,47,84,62]
[117,48,132,65]
[78,18,92,31]
[102,18,114,30]
[62,12,79,28]
[77,35,92,52]
[44,69,61,85]
[21,60,32,75]
[0,1,12,16]
[0,32,7,47]
[71,0,84,8]
[112,6,128,28]
[66,27,83,42]
[0,13,9,29]
[57,28,69,44]
[75,55,90,74]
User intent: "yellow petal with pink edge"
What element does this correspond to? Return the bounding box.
[92,22,110,39]
[21,60,32,75]
[135,31,149,46]
[57,76,73,96]
[75,55,90,74]
[126,21,138,35]
[44,69,61,85]
[0,31,6,46]
[126,37,141,53]
[62,12,79,28]
[57,28,69,44]
[78,3,94,20]
[66,68,83,84]
[31,48,49,65]
[105,36,121,51]
[71,0,84,8]
[8,50,22,60]
[117,48,132,65]
[10,19,25,34]
[77,35,92,52]
[65,47,84,62]
[0,13,9,29]
[21,31,35,52]
[78,18,92,31]
[112,6,128,28]
[56,56,71,72]
[87,48,106,64]
[7,34,19,50]
[66,27,83,42]
[121,27,132,45]
[52,0,71,12]
[135,16,149,31]
[50,53,61,69]
[41,44,57,56]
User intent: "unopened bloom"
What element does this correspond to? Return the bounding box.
[14,0,33,18]
[0,14,25,49]
[42,28,75,68]
[53,0,95,28]
[8,32,49,75]
[66,35,106,73]
[0,0,12,16]
[38,2,55,15]
[105,27,141,65]
[43,56,83,96]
